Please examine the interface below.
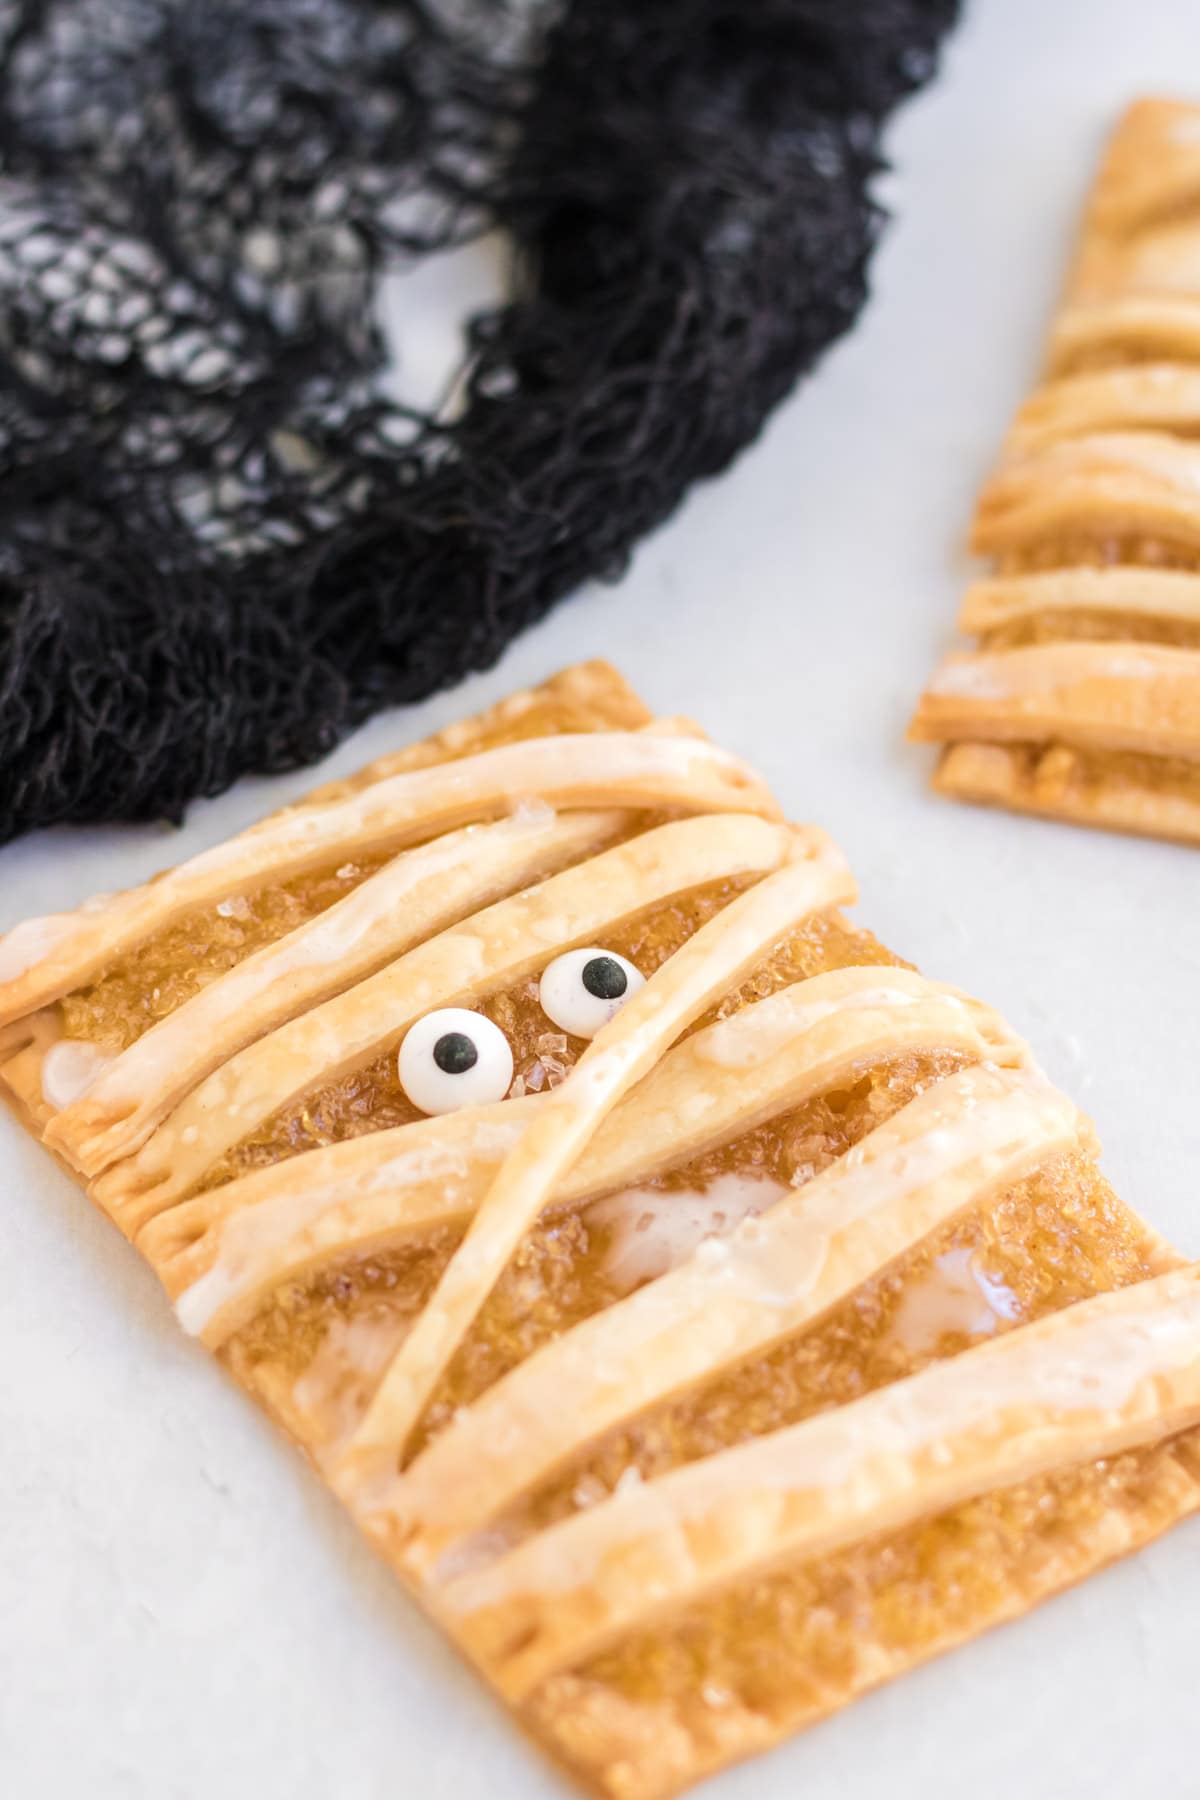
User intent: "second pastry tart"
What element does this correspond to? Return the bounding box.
[911,97,1200,844]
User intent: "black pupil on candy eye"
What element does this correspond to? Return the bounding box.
[582,955,628,1001]
[433,1031,479,1075]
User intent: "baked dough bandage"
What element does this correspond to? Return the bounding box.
[3,660,1196,1799]
[911,98,1200,845]
[444,1263,1200,1699]
[91,810,806,1231]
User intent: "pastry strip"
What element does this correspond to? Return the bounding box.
[299,660,654,803]
[0,727,777,1029]
[45,809,625,1174]
[336,837,854,1488]
[442,1264,1200,1699]
[92,812,806,1229]
[1049,296,1200,376]
[970,432,1200,558]
[393,1063,1082,1576]
[1006,364,1200,452]
[910,641,1200,761]
[932,741,1200,845]
[1068,217,1200,314]
[158,968,1022,1348]
[957,566,1200,634]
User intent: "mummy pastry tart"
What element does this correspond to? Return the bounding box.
[910,98,1200,844]
[3,659,1199,1800]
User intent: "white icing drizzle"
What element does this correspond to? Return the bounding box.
[1064,428,1200,490]
[292,1310,413,1458]
[0,889,120,987]
[1075,650,1169,681]
[1140,363,1194,392]
[697,979,953,1071]
[1124,230,1200,304]
[40,1040,116,1111]
[888,1246,1021,1356]
[175,1187,350,1338]
[928,659,1014,701]
[1169,113,1200,145]
[507,798,557,830]
[0,914,80,985]
[586,1173,788,1297]
[928,641,1190,703]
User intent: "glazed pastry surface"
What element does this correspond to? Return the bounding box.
[911,98,1200,844]
[4,659,1198,1800]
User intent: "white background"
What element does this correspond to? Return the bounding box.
[3,2,1200,1796]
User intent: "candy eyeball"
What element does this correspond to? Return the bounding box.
[539,948,645,1039]
[398,1008,514,1115]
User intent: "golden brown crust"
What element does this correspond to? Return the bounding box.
[912,97,1200,844]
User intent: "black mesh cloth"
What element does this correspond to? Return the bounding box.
[0,0,959,841]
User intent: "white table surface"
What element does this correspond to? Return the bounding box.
[4,2,1200,1796]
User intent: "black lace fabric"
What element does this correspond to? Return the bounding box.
[0,0,958,841]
